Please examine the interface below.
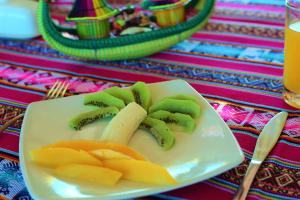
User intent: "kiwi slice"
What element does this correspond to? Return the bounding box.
[141,117,175,150]
[164,94,198,103]
[104,86,135,105]
[149,110,196,133]
[69,106,119,130]
[131,82,151,111]
[84,91,125,109]
[149,99,200,118]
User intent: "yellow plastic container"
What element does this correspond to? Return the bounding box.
[150,1,186,27]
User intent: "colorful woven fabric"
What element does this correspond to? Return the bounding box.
[0,0,300,199]
[67,0,118,21]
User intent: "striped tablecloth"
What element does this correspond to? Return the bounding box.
[1,0,300,199]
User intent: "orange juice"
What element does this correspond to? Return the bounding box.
[284,21,300,93]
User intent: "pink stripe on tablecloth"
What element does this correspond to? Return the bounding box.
[0,85,42,104]
[216,2,285,13]
[164,181,233,200]
[234,131,257,152]
[191,33,284,49]
[0,133,19,153]
[234,131,300,162]
[51,2,72,6]
[150,53,283,76]
[211,16,284,26]
[243,148,300,166]
[272,142,300,162]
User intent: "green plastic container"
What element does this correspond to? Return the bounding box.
[76,20,110,39]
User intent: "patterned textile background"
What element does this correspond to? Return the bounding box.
[0,0,300,200]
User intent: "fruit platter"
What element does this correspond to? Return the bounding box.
[20,79,244,200]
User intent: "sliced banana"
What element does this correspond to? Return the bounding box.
[100,102,147,145]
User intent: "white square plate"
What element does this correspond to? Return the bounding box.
[20,79,244,200]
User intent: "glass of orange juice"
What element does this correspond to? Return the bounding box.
[284,0,300,108]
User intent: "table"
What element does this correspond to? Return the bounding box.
[1,0,300,199]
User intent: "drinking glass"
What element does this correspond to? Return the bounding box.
[284,0,300,109]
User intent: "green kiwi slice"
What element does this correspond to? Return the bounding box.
[149,110,196,133]
[149,99,200,118]
[104,86,135,105]
[140,117,175,150]
[130,82,151,111]
[84,91,125,109]
[69,106,119,130]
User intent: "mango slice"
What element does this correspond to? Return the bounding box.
[45,140,146,160]
[90,149,134,160]
[30,147,102,168]
[55,164,122,186]
[103,159,177,186]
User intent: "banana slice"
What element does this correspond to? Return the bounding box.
[100,102,147,145]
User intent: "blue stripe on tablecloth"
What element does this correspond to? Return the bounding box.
[219,0,284,6]
[152,194,186,200]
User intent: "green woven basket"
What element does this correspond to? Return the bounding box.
[38,0,215,61]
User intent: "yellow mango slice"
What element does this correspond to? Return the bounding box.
[55,164,122,186]
[45,140,146,160]
[90,149,134,160]
[30,147,102,168]
[103,159,177,186]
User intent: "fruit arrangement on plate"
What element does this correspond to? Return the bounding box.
[30,140,176,186]
[30,81,201,187]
